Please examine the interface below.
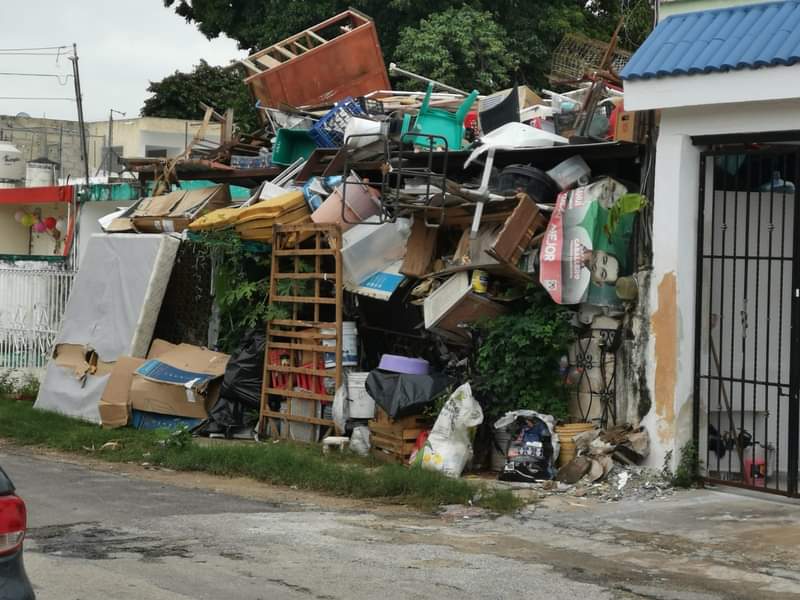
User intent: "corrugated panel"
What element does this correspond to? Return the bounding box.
[621,0,800,80]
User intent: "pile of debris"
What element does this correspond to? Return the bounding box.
[32,9,655,491]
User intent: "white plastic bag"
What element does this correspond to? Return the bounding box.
[350,425,371,457]
[332,384,349,434]
[418,383,484,478]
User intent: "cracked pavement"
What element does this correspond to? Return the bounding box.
[2,449,799,599]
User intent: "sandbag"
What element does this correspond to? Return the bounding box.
[417,383,484,478]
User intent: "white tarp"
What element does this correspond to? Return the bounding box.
[34,233,180,422]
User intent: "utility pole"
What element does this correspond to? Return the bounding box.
[69,43,89,185]
[98,108,125,176]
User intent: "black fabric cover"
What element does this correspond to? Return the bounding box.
[365,369,450,419]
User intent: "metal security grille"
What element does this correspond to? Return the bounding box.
[694,146,800,496]
[0,265,74,370]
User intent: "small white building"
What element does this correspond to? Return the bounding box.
[624,0,800,496]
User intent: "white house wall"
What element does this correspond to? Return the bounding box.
[646,98,800,470]
[625,64,800,112]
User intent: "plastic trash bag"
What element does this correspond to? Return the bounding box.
[494,410,559,482]
[350,425,371,457]
[417,383,483,478]
[220,329,265,411]
[365,370,450,419]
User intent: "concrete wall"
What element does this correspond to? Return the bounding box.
[642,99,800,469]
[1,115,222,181]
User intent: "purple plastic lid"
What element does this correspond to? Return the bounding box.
[378,354,430,375]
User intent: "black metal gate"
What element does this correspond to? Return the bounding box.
[694,145,800,496]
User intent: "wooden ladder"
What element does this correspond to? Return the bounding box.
[260,223,343,440]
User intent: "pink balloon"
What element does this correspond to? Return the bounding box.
[33,221,47,233]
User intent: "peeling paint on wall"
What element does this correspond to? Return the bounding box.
[652,272,677,444]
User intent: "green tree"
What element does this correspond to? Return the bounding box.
[141,60,258,132]
[162,1,653,92]
[394,7,516,92]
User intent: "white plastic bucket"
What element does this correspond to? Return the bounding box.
[322,322,358,368]
[346,371,374,419]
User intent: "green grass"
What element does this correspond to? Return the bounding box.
[0,399,523,513]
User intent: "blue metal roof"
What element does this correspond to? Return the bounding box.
[621,1,800,80]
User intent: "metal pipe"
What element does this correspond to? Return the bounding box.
[388,63,470,96]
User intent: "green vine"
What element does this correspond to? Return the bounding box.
[188,230,283,352]
[476,287,574,419]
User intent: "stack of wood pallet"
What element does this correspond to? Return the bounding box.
[369,407,431,464]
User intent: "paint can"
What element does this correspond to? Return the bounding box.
[471,270,489,294]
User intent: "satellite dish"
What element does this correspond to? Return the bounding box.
[15,112,30,118]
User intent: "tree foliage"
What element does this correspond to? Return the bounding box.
[160,0,653,99]
[394,7,516,92]
[141,60,258,132]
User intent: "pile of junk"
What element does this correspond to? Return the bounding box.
[33,10,656,484]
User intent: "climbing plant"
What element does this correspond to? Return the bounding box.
[476,287,574,419]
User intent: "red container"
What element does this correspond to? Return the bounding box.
[744,457,767,487]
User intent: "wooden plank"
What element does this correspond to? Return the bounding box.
[263,388,333,403]
[273,249,337,256]
[262,409,334,427]
[267,341,332,353]
[400,218,438,278]
[273,272,336,280]
[489,194,539,262]
[271,319,337,328]
[276,46,297,59]
[271,295,336,304]
[268,365,336,377]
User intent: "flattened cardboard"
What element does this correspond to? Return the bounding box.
[98,356,146,428]
[148,339,178,359]
[129,343,229,419]
[132,185,231,234]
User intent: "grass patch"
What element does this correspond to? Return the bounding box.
[0,399,519,512]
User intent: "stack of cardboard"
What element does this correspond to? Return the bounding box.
[233,190,310,242]
[99,339,229,429]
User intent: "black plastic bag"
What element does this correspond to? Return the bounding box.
[219,329,266,411]
[365,370,450,419]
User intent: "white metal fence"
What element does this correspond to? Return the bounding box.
[0,265,74,370]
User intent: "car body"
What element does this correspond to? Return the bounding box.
[0,465,34,600]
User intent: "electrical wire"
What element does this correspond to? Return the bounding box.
[0,96,75,101]
[0,45,69,52]
[0,72,73,85]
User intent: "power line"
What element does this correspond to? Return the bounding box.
[0,96,75,101]
[0,52,67,57]
[0,46,69,52]
[0,72,73,85]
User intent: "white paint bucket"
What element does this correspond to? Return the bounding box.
[346,371,374,419]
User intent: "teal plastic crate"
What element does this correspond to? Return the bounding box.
[272,129,317,166]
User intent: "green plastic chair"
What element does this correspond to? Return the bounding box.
[401,83,479,151]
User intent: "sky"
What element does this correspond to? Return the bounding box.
[0,0,246,123]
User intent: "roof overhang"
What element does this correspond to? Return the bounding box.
[624,62,800,111]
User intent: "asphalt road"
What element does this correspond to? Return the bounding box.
[3,450,800,600]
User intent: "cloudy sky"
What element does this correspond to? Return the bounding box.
[0,0,245,122]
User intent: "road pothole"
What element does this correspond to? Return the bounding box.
[27,522,193,561]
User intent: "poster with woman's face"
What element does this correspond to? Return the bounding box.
[540,178,634,306]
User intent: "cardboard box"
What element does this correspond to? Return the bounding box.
[615,110,639,143]
[132,185,231,233]
[423,272,507,342]
[129,342,229,419]
[98,356,146,428]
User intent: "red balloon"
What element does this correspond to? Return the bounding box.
[44,217,57,230]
